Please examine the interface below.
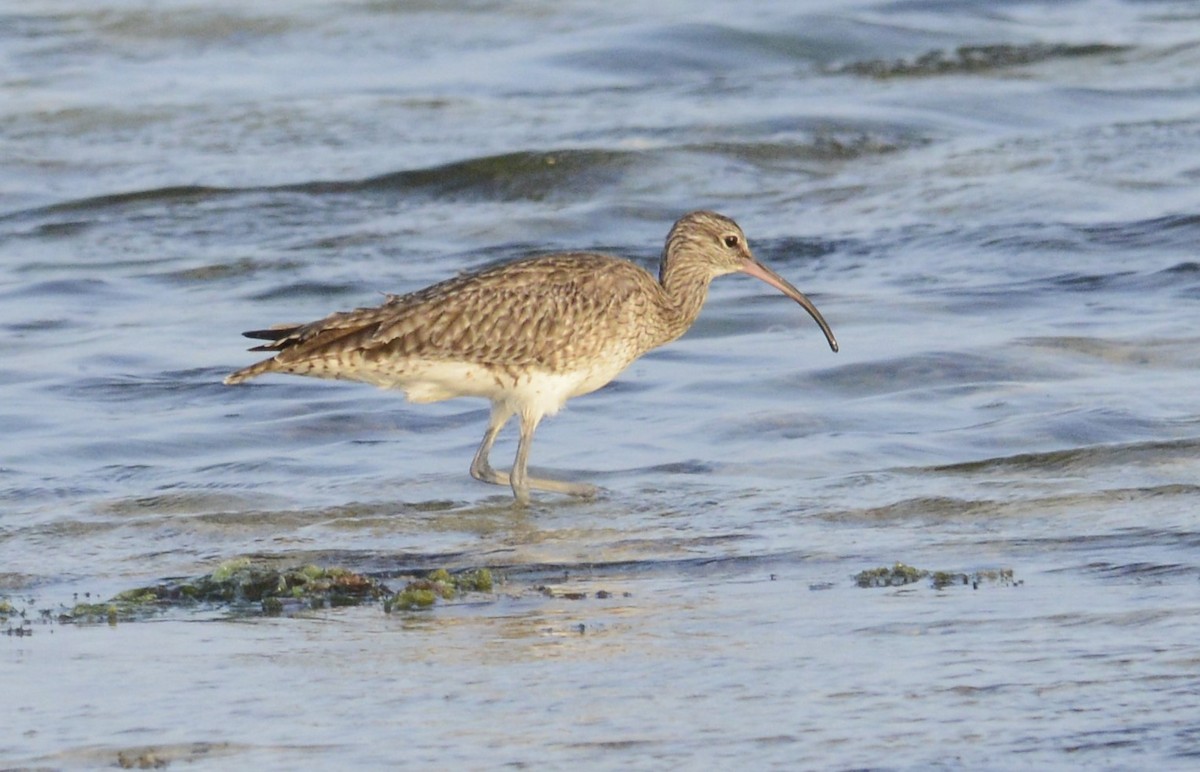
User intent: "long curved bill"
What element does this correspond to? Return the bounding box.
[740,258,839,353]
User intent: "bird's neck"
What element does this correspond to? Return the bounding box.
[655,253,714,343]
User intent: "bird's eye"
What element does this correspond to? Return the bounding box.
[723,234,740,248]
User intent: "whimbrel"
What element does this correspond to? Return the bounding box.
[225,211,838,504]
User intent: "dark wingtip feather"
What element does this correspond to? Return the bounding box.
[242,325,301,341]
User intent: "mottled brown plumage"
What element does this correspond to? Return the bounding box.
[225,210,838,504]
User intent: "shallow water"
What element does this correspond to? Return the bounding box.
[5,0,1200,768]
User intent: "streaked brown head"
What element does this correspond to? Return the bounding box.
[664,211,839,353]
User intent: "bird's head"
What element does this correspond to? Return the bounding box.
[665,211,839,353]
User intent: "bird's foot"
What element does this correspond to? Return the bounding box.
[471,460,598,502]
[510,476,599,506]
[523,477,599,499]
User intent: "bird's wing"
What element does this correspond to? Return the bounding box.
[251,254,656,371]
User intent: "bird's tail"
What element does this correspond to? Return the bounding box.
[224,324,304,384]
[223,358,280,385]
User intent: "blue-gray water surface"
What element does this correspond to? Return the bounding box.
[4,0,1200,768]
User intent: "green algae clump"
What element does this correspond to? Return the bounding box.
[855,563,1020,590]
[66,584,170,624]
[58,561,500,622]
[855,562,927,588]
[383,568,497,613]
[930,571,968,589]
[61,560,389,623]
[209,557,253,583]
[457,568,493,593]
[66,602,123,625]
[183,562,386,609]
[385,586,438,612]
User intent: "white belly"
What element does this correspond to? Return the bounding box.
[349,357,631,417]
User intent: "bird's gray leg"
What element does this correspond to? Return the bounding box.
[510,411,599,505]
[470,404,513,487]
